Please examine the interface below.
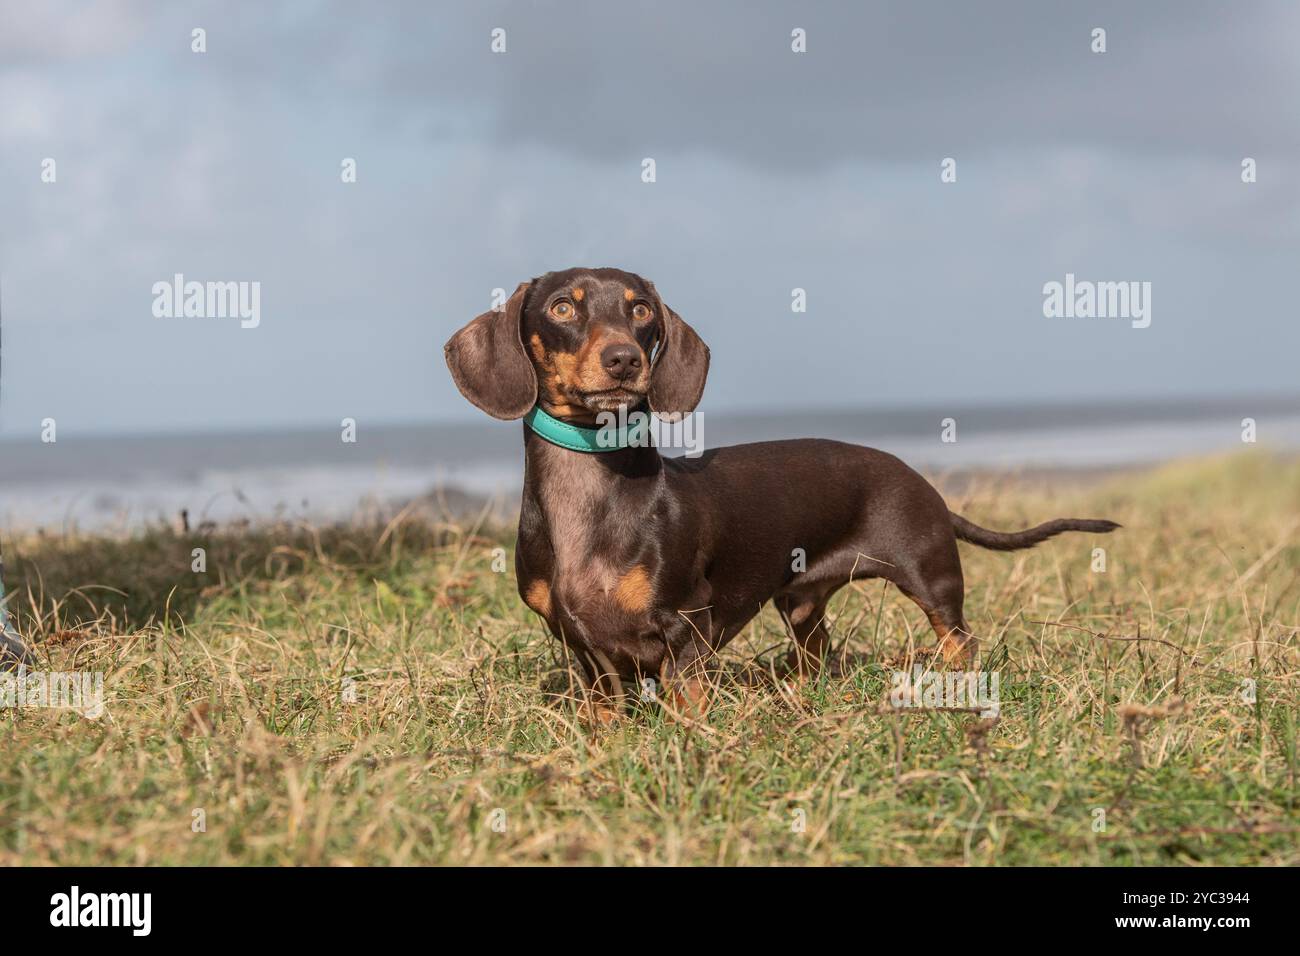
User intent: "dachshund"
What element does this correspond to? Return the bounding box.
[446,267,1118,721]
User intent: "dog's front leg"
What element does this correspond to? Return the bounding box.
[571,643,627,727]
[659,608,715,721]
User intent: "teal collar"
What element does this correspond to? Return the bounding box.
[523,405,650,453]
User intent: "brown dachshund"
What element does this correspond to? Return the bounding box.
[445,267,1118,721]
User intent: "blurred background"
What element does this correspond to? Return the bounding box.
[2,0,1298,530]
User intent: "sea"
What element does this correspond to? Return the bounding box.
[3,395,1297,532]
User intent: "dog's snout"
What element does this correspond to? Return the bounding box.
[601,342,641,381]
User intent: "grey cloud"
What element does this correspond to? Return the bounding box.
[167,0,1300,167]
[0,0,1295,438]
[84,1,1300,168]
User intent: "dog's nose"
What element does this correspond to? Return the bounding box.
[601,342,642,381]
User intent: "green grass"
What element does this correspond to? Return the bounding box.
[1,452,1298,865]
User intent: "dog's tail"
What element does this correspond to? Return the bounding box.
[949,512,1119,552]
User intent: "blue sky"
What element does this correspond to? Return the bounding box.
[1,0,1297,438]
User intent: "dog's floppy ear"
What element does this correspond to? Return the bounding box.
[444,282,537,420]
[647,285,709,420]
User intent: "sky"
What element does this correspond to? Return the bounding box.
[1,0,1297,439]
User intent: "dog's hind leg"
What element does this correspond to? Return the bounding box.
[877,520,977,668]
[895,574,976,668]
[928,606,976,668]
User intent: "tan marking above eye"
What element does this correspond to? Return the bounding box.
[550,299,576,321]
[623,288,635,302]
[571,288,585,301]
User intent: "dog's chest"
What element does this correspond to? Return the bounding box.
[524,453,657,625]
[542,503,652,619]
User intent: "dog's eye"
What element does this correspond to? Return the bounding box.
[631,302,652,321]
[550,300,576,321]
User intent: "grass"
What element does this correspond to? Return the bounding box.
[1,452,1297,865]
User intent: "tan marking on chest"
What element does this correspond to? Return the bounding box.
[614,566,654,613]
[524,580,552,617]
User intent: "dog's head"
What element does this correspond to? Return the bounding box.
[445,267,709,423]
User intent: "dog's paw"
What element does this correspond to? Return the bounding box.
[577,700,622,728]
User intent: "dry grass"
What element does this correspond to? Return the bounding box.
[1,452,1297,865]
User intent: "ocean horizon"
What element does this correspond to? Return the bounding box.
[3,394,1298,532]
